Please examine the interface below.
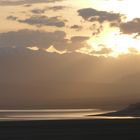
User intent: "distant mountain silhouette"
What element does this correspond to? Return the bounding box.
[95,102,140,117]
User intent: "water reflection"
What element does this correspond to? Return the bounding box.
[0,109,139,121]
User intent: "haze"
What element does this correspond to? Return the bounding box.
[0,0,140,109]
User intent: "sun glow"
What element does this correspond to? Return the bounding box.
[85,0,140,57]
[96,0,140,21]
[88,32,140,57]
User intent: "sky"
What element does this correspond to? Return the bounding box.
[0,0,140,109]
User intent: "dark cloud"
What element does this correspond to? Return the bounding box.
[31,9,46,14]
[70,25,83,31]
[0,0,63,6]
[110,22,120,27]
[30,6,67,14]
[67,36,90,51]
[18,15,66,27]
[54,35,90,51]
[71,36,89,42]
[7,15,18,20]
[47,5,67,11]
[91,23,103,35]
[92,48,112,55]
[120,18,140,35]
[0,29,67,50]
[78,8,121,23]
[0,29,90,51]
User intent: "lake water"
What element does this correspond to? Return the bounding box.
[0,109,136,121]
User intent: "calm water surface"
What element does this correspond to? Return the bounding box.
[0,109,137,121]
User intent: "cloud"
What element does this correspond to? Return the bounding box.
[18,15,66,27]
[67,36,90,51]
[0,47,140,109]
[47,5,67,11]
[31,9,46,14]
[0,0,63,6]
[0,29,67,50]
[7,15,18,20]
[30,6,67,15]
[23,4,32,7]
[128,48,138,54]
[91,23,103,35]
[70,25,83,31]
[120,18,140,35]
[92,48,112,55]
[78,8,121,23]
[71,36,89,42]
[30,6,66,14]
[0,29,90,52]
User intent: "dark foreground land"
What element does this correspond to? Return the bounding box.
[0,119,140,140]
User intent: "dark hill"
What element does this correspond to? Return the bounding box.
[95,102,140,117]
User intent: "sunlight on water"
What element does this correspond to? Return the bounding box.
[0,109,139,121]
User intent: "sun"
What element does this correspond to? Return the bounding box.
[85,0,140,57]
[106,35,140,57]
[88,29,140,57]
